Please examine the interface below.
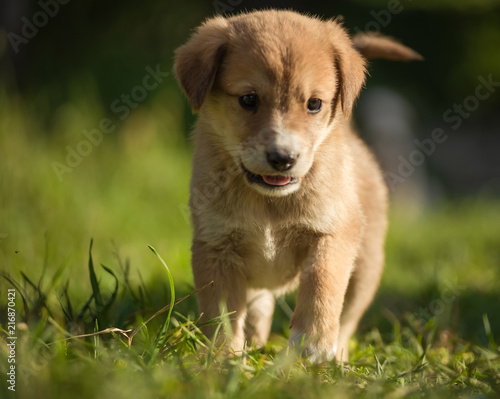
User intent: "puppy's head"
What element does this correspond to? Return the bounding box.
[174,11,418,197]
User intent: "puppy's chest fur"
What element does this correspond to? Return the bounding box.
[236,224,311,292]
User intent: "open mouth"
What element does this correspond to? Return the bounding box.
[241,163,298,188]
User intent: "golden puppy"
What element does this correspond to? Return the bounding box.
[174,10,421,363]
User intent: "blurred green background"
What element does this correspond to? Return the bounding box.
[0,0,499,338]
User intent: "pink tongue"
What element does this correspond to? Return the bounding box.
[262,175,291,186]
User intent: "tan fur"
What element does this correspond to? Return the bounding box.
[174,10,418,363]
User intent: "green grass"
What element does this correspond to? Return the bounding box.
[1,87,499,398]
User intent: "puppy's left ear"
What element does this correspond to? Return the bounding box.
[174,16,231,112]
[328,21,367,118]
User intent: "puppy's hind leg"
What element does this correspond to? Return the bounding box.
[336,224,386,362]
[245,289,275,348]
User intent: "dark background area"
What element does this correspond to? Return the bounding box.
[1,0,499,202]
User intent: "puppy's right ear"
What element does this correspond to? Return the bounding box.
[174,16,231,112]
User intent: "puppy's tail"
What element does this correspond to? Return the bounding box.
[352,32,423,61]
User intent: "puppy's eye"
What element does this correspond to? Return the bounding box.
[239,94,258,111]
[307,98,322,113]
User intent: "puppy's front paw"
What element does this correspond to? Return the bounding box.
[289,329,338,364]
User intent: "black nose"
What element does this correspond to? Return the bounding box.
[266,151,297,172]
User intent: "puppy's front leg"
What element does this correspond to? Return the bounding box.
[289,224,362,363]
[192,239,247,353]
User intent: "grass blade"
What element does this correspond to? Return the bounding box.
[147,245,175,367]
[88,239,104,319]
[100,263,119,312]
[57,280,74,322]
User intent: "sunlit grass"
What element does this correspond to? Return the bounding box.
[0,86,193,293]
[1,89,499,398]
